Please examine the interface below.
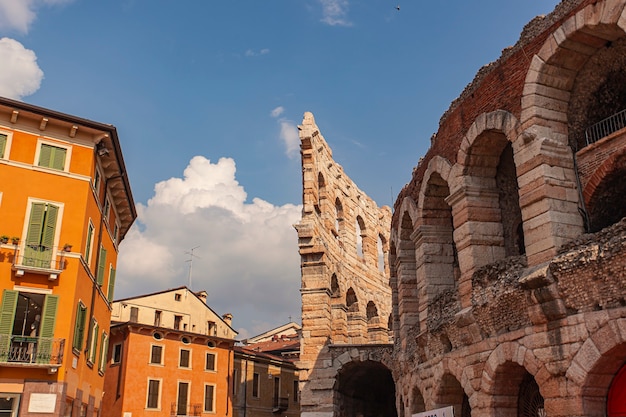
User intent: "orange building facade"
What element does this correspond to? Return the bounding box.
[102,287,237,417]
[0,96,136,417]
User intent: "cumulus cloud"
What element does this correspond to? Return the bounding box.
[117,156,302,340]
[271,106,299,158]
[0,38,44,100]
[318,0,352,27]
[0,0,73,34]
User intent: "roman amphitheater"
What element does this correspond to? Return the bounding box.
[296,1,626,416]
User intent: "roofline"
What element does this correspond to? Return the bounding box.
[110,321,237,345]
[0,96,137,223]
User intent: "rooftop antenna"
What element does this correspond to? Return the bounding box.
[185,246,201,290]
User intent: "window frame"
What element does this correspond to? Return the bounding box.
[22,199,64,269]
[146,378,162,410]
[203,383,216,413]
[0,130,13,159]
[84,220,95,266]
[87,318,99,365]
[149,344,164,366]
[179,348,191,369]
[98,331,108,374]
[72,301,88,353]
[252,372,260,398]
[205,351,217,372]
[111,343,122,365]
[35,139,71,171]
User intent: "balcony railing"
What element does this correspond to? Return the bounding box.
[585,108,626,146]
[273,397,289,413]
[0,335,65,368]
[11,245,66,280]
[170,402,202,416]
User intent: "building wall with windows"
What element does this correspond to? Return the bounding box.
[0,96,136,417]
[102,287,236,417]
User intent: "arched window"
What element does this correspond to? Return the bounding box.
[366,301,378,320]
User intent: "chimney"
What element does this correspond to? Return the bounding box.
[196,291,208,304]
[222,313,233,326]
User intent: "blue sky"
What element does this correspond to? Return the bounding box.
[0,0,560,339]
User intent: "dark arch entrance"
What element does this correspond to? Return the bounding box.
[608,362,626,417]
[334,360,397,417]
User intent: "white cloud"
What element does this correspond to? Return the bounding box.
[244,48,270,57]
[318,0,352,27]
[0,38,44,100]
[0,0,73,34]
[270,106,299,158]
[270,106,284,118]
[117,156,303,340]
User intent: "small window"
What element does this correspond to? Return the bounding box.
[84,221,95,266]
[153,332,163,340]
[146,379,160,409]
[0,133,7,158]
[179,349,190,368]
[232,368,238,396]
[93,169,101,195]
[98,332,108,373]
[38,143,67,170]
[204,384,215,413]
[130,306,138,322]
[104,198,110,218]
[150,345,163,365]
[87,318,99,364]
[207,321,217,336]
[174,315,182,330]
[205,352,216,371]
[72,302,88,352]
[252,373,260,398]
[113,223,119,245]
[181,336,190,345]
[175,293,182,301]
[154,311,162,327]
[112,343,122,364]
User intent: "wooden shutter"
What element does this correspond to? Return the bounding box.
[37,294,59,364]
[107,267,116,301]
[26,203,46,247]
[96,247,107,285]
[0,290,18,357]
[41,204,58,251]
[98,332,108,373]
[51,146,66,170]
[39,144,52,167]
[85,223,94,265]
[73,303,87,351]
[0,133,6,158]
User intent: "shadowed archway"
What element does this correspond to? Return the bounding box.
[334,360,397,417]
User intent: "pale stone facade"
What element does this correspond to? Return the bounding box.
[295,112,393,417]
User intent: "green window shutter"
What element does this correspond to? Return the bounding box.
[108,267,116,301]
[96,247,107,285]
[41,205,58,251]
[98,332,108,373]
[39,144,52,167]
[39,144,66,170]
[0,290,18,358]
[25,203,58,268]
[88,319,99,363]
[26,203,46,247]
[37,294,59,364]
[0,133,6,158]
[85,222,94,264]
[72,303,87,351]
[51,146,66,170]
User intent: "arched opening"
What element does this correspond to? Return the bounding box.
[464,131,525,258]
[334,360,397,417]
[378,234,386,274]
[317,172,327,214]
[356,216,366,259]
[331,274,340,298]
[434,374,470,417]
[488,361,543,417]
[366,301,378,321]
[580,341,626,417]
[608,362,626,417]
[397,210,419,336]
[335,198,344,238]
[586,151,626,232]
[411,386,425,414]
[346,288,358,312]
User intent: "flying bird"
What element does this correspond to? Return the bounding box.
[396,5,400,11]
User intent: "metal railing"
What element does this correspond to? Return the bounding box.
[170,402,202,416]
[585,108,626,146]
[0,335,65,366]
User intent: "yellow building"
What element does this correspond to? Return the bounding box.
[0,96,136,417]
[102,287,237,417]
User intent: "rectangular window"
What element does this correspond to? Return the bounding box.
[205,352,216,371]
[113,223,119,245]
[98,332,108,373]
[150,345,163,365]
[96,246,107,285]
[177,382,189,416]
[112,343,122,364]
[24,202,59,269]
[294,380,299,403]
[84,221,94,266]
[146,379,160,409]
[0,133,7,158]
[72,302,87,352]
[154,310,162,327]
[107,265,116,301]
[130,306,138,322]
[93,169,101,195]
[204,384,215,413]
[104,198,110,218]
[87,318,99,364]
[207,321,216,336]
[252,373,260,398]
[174,293,181,301]
[179,349,190,368]
[174,315,182,330]
[38,143,67,170]
[232,368,238,396]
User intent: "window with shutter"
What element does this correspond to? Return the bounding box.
[85,222,94,266]
[72,302,87,352]
[98,332,108,373]
[0,133,7,158]
[24,202,59,269]
[88,318,99,364]
[38,143,67,170]
[96,246,106,285]
[205,352,216,371]
[204,384,215,412]
[37,294,59,364]
[0,290,18,357]
[107,266,116,301]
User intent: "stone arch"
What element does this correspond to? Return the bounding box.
[410,385,425,414]
[583,148,626,232]
[448,111,526,306]
[317,171,327,213]
[377,233,388,275]
[334,360,397,417]
[517,1,626,262]
[334,196,344,238]
[432,374,470,417]
[355,215,366,259]
[346,287,358,311]
[566,318,626,417]
[414,157,459,330]
[366,301,378,320]
[331,273,340,298]
[345,286,366,343]
[392,197,420,343]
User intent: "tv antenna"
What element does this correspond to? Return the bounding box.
[185,246,201,290]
